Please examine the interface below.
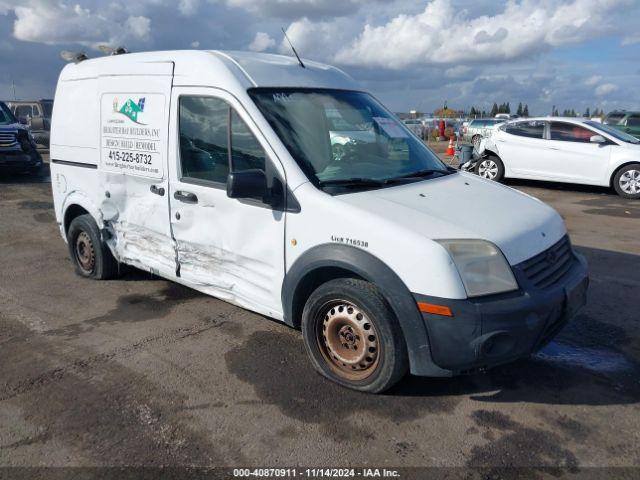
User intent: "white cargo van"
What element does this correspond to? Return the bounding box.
[50,50,589,392]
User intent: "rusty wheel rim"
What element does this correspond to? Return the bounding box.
[75,231,95,273]
[316,300,380,381]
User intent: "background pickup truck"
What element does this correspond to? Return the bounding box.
[7,99,53,153]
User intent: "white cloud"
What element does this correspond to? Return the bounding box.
[226,0,368,19]
[595,83,618,96]
[9,0,152,49]
[191,40,200,48]
[621,33,640,45]
[584,75,602,86]
[445,65,471,78]
[179,0,200,16]
[327,0,629,69]
[280,17,356,61]
[248,32,276,52]
[0,1,11,15]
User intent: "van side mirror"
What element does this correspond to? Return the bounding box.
[590,134,606,144]
[227,169,268,201]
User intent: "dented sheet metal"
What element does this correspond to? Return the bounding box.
[110,220,176,275]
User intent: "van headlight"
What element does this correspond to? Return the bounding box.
[436,239,518,297]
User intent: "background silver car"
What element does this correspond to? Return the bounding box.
[463,118,505,147]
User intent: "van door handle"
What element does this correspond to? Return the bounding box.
[174,190,198,204]
[150,185,165,196]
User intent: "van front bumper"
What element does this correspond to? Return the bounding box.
[412,251,588,375]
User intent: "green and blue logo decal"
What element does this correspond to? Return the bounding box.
[113,97,146,124]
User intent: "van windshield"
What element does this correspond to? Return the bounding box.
[249,88,449,192]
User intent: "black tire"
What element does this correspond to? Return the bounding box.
[613,163,640,199]
[67,214,120,279]
[301,278,408,393]
[475,154,505,182]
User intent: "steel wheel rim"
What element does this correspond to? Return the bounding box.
[315,300,380,381]
[619,169,640,194]
[479,159,498,179]
[75,231,95,273]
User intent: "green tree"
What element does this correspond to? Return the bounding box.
[523,104,529,117]
[490,103,498,117]
[584,107,590,118]
[516,102,523,116]
[506,102,511,114]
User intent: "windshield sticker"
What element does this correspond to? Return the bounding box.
[272,93,296,103]
[101,93,165,179]
[373,117,408,138]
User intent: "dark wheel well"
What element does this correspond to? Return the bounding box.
[291,267,364,328]
[610,162,640,187]
[64,204,90,236]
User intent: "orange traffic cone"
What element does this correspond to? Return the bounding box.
[446,137,455,156]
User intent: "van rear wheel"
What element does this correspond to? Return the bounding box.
[67,214,120,280]
[301,278,408,393]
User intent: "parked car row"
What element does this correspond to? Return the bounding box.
[461,117,640,199]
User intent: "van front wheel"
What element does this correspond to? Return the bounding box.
[301,278,408,393]
[67,214,120,280]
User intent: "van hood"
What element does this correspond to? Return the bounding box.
[336,172,566,265]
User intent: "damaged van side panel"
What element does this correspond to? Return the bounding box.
[167,86,287,319]
[96,68,176,279]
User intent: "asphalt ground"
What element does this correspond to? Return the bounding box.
[0,161,639,479]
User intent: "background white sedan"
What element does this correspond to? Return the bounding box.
[478,117,640,198]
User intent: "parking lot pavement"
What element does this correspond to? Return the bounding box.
[0,171,639,474]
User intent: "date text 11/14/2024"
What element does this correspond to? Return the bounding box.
[233,468,400,477]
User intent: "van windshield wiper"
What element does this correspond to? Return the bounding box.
[318,178,385,188]
[386,168,451,182]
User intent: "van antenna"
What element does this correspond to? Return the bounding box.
[281,28,305,69]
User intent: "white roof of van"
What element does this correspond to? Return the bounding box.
[58,50,359,92]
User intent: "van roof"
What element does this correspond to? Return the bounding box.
[58,50,359,92]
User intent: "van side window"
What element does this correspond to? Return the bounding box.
[230,109,266,173]
[179,96,229,184]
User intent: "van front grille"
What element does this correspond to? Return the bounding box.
[0,130,18,148]
[517,235,575,289]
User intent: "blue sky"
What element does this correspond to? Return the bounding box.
[1,0,639,115]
